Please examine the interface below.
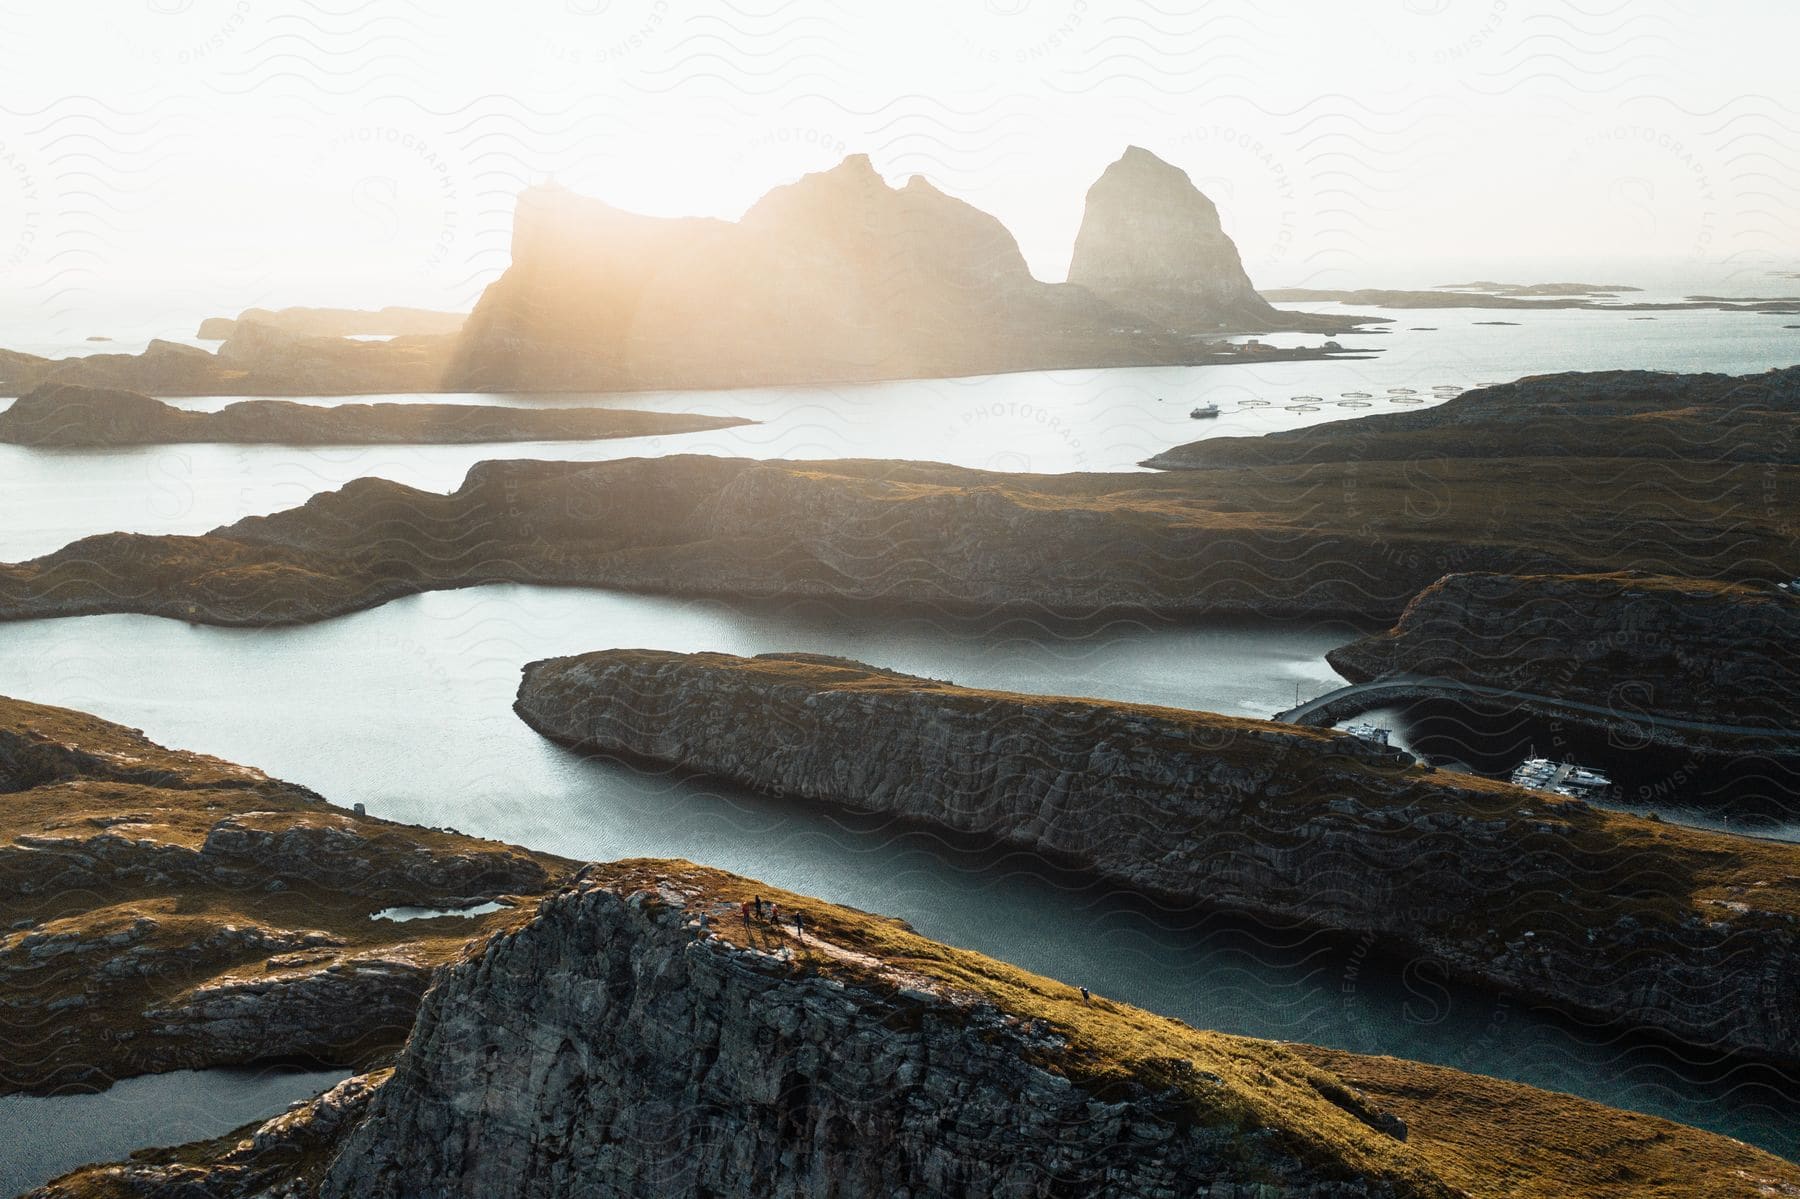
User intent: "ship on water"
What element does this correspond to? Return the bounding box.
[1510,752,1615,800]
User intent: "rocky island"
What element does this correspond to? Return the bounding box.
[195,305,465,342]
[1,149,1371,400]
[512,649,1800,1065]
[0,694,573,1096]
[0,383,750,447]
[0,325,458,397]
[1326,572,1800,744]
[1144,366,1800,469]
[1262,283,1800,316]
[1,363,1792,628]
[444,146,1370,393]
[30,859,1800,1198]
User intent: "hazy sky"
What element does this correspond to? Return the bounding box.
[2,1,1796,332]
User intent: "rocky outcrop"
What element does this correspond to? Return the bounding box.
[1326,572,1800,733]
[0,694,573,1094]
[514,650,1800,1063]
[5,414,1792,628]
[447,155,1357,392]
[0,330,460,397]
[0,382,749,446]
[1146,366,1800,469]
[1067,145,1279,330]
[197,305,466,341]
[33,863,1800,1199]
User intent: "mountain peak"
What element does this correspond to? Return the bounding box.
[1066,146,1274,327]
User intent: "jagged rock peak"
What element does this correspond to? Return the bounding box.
[1067,144,1274,324]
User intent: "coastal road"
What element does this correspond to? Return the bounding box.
[1275,672,1800,750]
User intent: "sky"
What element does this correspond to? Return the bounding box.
[1,0,1797,335]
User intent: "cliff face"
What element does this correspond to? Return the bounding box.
[1326,572,1800,731]
[0,382,748,446]
[31,862,1800,1198]
[0,694,570,1094]
[447,153,1330,391]
[1068,146,1278,329]
[514,651,1800,1063]
[317,866,1438,1199]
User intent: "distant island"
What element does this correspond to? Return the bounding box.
[1263,282,1800,314]
[0,383,750,447]
[0,147,1375,398]
[195,305,466,341]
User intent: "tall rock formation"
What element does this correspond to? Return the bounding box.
[1067,145,1280,330]
[447,151,1322,392]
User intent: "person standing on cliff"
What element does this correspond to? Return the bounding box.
[1080,987,1091,1005]
[754,895,764,919]
[793,911,805,937]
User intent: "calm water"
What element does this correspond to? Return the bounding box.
[0,1066,349,1196]
[3,308,1799,1172]
[1,585,1797,1162]
[2,304,1797,562]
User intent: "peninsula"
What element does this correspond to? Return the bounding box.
[2,365,1793,630]
[512,649,1800,1064]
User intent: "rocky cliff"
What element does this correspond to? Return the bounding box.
[4,415,1791,628]
[35,862,1800,1199]
[1326,572,1800,733]
[446,153,1350,391]
[1067,145,1279,329]
[0,694,572,1094]
[514,650,1800,1064]
[0,382,748,446]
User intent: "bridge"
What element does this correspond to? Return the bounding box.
[1274,672,1800,752]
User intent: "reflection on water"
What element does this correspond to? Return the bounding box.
[1,585,1796,1160]
[0,1065,350,1196]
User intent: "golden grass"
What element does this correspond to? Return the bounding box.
[587,860,1800,1199]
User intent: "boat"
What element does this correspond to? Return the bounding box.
[1189,403,1221,419]
[1344,723,1391,746]
[1509,752,1614,800]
